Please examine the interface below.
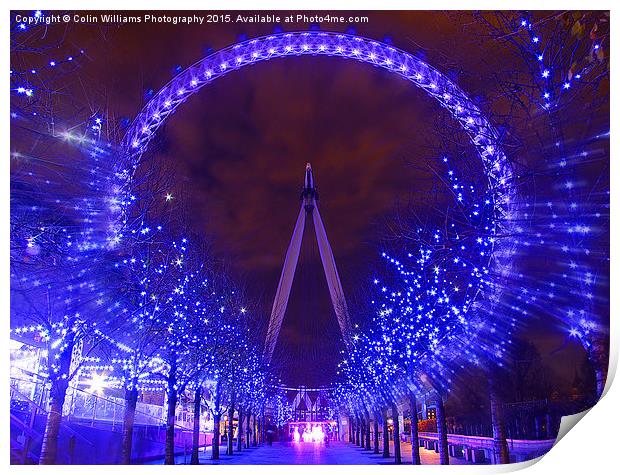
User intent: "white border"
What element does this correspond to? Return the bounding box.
[3,2,616,474]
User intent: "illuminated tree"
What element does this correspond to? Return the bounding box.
[475,11,610,398]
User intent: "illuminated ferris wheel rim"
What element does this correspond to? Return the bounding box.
[120,30,515,221]
[114,31,515,390]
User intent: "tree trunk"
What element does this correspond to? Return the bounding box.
[120,387,138,464]
[227,398,235,455]
[211,382,222,460]
[435,395,450,465]
[191,386,202,465]
[164,374,178,465]
[212,412,221,460]
[237,407,244,452]
[349,416,353,442]
[391,403,401,464]
[355,414,361,446]
[261,406,266,444]
[373,414,380,454]
[39,378,69,464]
[252,413,258,446]
[359,416,364,448]
[382,408,390,458]
[364,412,371,450]
[246,411,251,449]
[489,381,510,464]
[39,325,78,466]
[409,393,421,465]
[255,413,260,445]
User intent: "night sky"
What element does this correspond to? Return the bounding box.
[31,11,602,388]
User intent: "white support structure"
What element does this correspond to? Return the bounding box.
[264,163,352,362]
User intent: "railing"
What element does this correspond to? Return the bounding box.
[10,376,197,432]
[10,382,96,464]
[66,391,166,428]
[10,374,215,464]
[417,431,555,461]
[419,431,555,449]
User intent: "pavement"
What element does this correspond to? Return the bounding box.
[146,440,473,465]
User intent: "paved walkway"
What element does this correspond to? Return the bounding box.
[147,440,472,465]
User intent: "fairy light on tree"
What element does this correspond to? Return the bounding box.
[474,11,610,397]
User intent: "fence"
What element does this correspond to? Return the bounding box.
[11,375,203,433]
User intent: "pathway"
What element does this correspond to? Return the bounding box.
[147,440,472,465]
